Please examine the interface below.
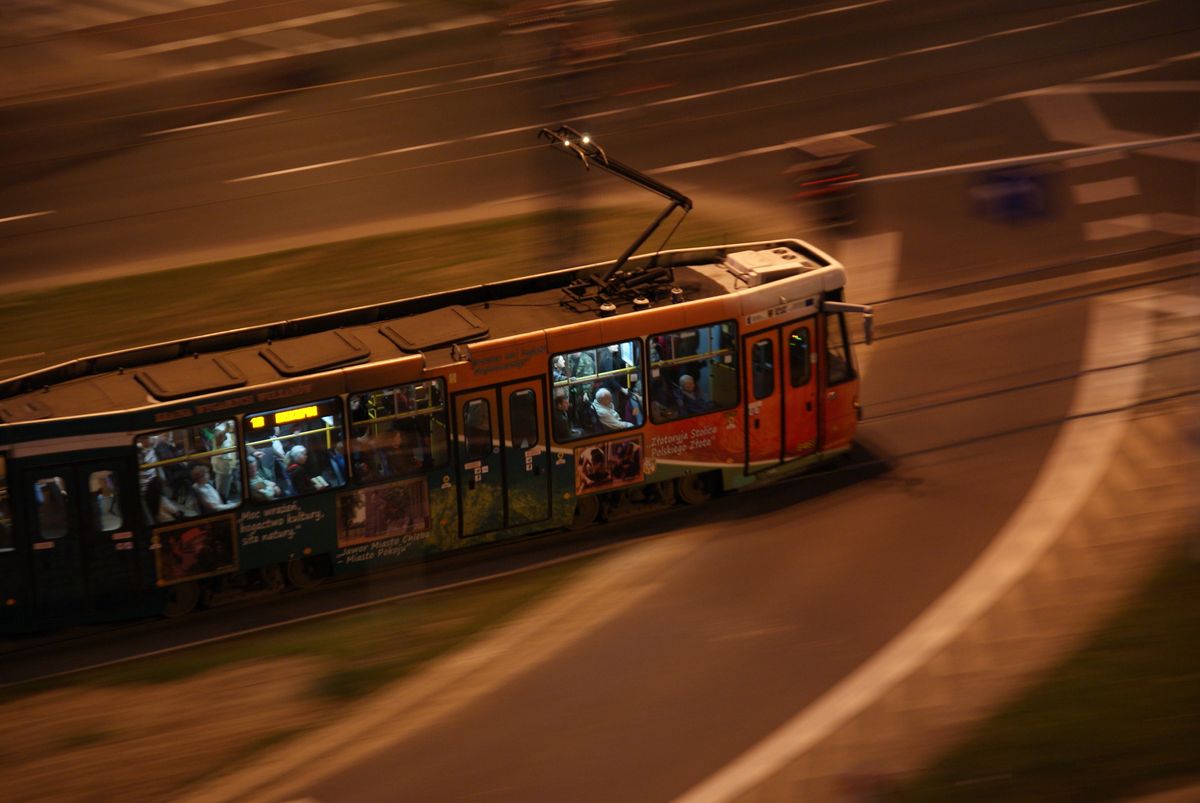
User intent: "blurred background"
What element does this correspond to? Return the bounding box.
[0,1,1197,801]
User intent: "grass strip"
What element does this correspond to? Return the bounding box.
[0,205,768,371]
[4,555,594,704]
[896,550,1200,803]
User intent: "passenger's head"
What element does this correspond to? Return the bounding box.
[555,389,569,409]
[288,445,308,464]
[680,374,696,394]
[595,388,614,408]
[190,465,210,484]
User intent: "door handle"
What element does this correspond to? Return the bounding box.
[828,391,838,400]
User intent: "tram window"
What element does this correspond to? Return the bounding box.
[33,476,70,540]
[244,399,347,500]
[88,470,122,533]
[789,327,812,388]
[137,419,242,523]
[349,379,448,483]
[751,340,775,400]
[551,339,644,441]
[509,389,538,450]
[0,457,12,551]
[464,399,492,459]
[648,321,738,423]
[826,313,855,385]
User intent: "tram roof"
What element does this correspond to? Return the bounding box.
[0,240,845,432]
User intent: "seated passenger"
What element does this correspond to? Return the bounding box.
[592,388,634,431]
[287,445,328,494]
[246,454,282,503]
[191,465,237,514]
[675,374,711,417]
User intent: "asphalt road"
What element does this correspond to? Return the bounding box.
[0,0,1197,800]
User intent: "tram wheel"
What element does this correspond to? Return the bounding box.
[163,581,200,618]
[652,480,677,506]
[286,556,328,589]
[260,564,286,593]
[570,494,600,530]
[676,473,713,505]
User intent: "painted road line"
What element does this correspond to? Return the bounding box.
[1070,176,1140,204]
[649,124,892,175]
[109,2,401,58]
[363,68,532,100]
[902,102,987,121]
[0,210,54,224]
[225,1,1161,184]
[163,15,495,79]
[1083,214,1153,240]
[853,133,1200,185]
[0,352,46,366]
[674,293,1152,803]
[629,0,892,53]
[145,111,282,136]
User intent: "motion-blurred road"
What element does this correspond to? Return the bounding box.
[1,1,1196,800]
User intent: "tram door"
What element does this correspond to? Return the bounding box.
[501,381,551,528]
[454,380,551,538]
[783,321,819,458]
[744,331,784,473]
[24,460,140,624]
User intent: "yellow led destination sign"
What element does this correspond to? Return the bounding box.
[249,415,266,429]
[275,405,319,425]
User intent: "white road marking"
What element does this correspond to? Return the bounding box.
[225,0,1161,184]
[674,294,1152,803]
[1083,214,1153,240]
[145,111,282,136]
[903,102,987,121]
[1150,212,1200,237]
[1070,176,1140,204]
[0,352,46,366]
[649,125,892,175]
[110,2,402,59]
[853,133,1200,185]
[1025,81,1200,94]
[363,68,532,100]
[630,0,892,53]
[0,210,54,224]
[161,14,495,78]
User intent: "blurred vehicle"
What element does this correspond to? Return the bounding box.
[969,166,1050,221]
[786,135,873,229]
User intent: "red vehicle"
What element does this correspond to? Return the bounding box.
[0,128,872,631]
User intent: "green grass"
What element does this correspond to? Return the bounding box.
[6,556,592,702]
[0,206,768,372]
[896,550,1200,803]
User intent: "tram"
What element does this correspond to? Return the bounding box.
[0,128,872,633]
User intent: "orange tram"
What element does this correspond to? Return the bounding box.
[0,128,872,633]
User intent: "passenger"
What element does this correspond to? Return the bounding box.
[286,445,326,494]
[675,374,711,417]
[569,350,596,378]
[593,387,634,430]
[384,428,428,476]
[246,454,282,503]
[211,422,239,502]
[552,355,568,383]
[552,388,577,441]
[191,465,237,514]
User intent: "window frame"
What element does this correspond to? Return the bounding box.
[242,398,348,503]
[751,338,776,400]
[348,379,450,486]
[646,320,740,424]
[788,326,812,388]
[550,338,646,443]
[508,388,539,450]
[134,419,243,523]
[825,312,856,386]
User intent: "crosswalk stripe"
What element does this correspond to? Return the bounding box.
[1070,176,1140,204]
